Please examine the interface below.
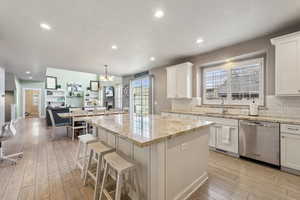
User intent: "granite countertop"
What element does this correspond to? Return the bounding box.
[58,111,127,118]
[162,110,300,125]
[85,114,213,147]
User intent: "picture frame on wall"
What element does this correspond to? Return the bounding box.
[90,81,99,91]
[46,76,57,90]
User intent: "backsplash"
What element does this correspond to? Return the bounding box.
[171,96,300,118]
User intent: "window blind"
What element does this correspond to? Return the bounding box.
[202,57,264,105]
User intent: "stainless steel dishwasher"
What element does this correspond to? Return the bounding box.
[239,120,280,166]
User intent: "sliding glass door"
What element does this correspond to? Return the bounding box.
[130,76,153,115]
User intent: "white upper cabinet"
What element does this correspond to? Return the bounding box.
[166,62,193,99]
[166,66,177,98]
[271,32,300,96]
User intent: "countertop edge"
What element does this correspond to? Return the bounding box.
[87,119,213,147]
[161,110,300,125]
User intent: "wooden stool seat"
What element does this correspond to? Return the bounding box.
[84,141,114,200]
[88,142,114,155]
[75,134,98,178]
[100,152,140,200]
[104,152,135,173]
[78,134,97,144]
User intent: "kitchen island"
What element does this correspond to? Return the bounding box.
[85,114,213,200]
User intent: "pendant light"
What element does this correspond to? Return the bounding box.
[100,64,114,81]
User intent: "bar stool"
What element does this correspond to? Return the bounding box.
[75,134,98,177]
[84,141,114,200]
[99,152,141,200]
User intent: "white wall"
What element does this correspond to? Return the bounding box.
[0,67,5,126]
[46,67,98,91]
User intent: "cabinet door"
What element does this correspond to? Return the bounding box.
[166,67,177,98]
[281,134,300,170]
[209,126,217,148]
[176,65,192,98]
[216,126,238,153]
[275,39,300,95]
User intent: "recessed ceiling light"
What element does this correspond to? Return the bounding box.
[40,23,51,30]
[111,45,118,50]
[154,10,164,18]
[28,76,33,80]
[26,71,31,74]
[196,38,204,44]
[150,57,156,61]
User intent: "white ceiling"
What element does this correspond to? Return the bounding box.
[1,0,300,81]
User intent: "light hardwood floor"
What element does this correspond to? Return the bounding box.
[1,118,300,200]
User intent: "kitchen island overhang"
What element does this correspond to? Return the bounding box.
[85,114,213,200]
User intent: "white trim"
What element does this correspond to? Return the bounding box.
[174,172,208,200]
[271,31,300,45]
[22,88,42,118]
[130,75,153,114]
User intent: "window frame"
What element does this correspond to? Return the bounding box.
[201,57,265,106]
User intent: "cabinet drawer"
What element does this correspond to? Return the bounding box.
[281,124,300,135]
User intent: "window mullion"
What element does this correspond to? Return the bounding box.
[227,67,232,105]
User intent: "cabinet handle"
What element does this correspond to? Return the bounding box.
[281,136,285,138]
[287,127,299,131]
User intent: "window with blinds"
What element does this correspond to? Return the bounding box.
[202,57,264,105]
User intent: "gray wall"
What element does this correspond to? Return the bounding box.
[122,75,134,108]
[5,72,15,91]
[149,26,300,114]
[149,67,172,114]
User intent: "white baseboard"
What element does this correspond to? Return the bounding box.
[174,172,208,200]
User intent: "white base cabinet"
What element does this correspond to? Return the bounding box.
[198,116,239,154]
[96,122,209,200]
[209,126,217,147]
[161,112,239,155]
[281,124,300,171]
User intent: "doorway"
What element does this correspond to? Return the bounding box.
[130,76,153,115]
[5,91,14,122]
[23,88,41,118]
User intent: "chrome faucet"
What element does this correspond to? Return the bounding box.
[221,97,228,115]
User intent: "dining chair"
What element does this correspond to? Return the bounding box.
[48,109,71,139]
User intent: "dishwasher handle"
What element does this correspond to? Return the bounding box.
[240,121,278,128]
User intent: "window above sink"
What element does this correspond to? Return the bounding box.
[201,57,264,106]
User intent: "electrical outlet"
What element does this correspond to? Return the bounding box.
[181,143,188,151]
